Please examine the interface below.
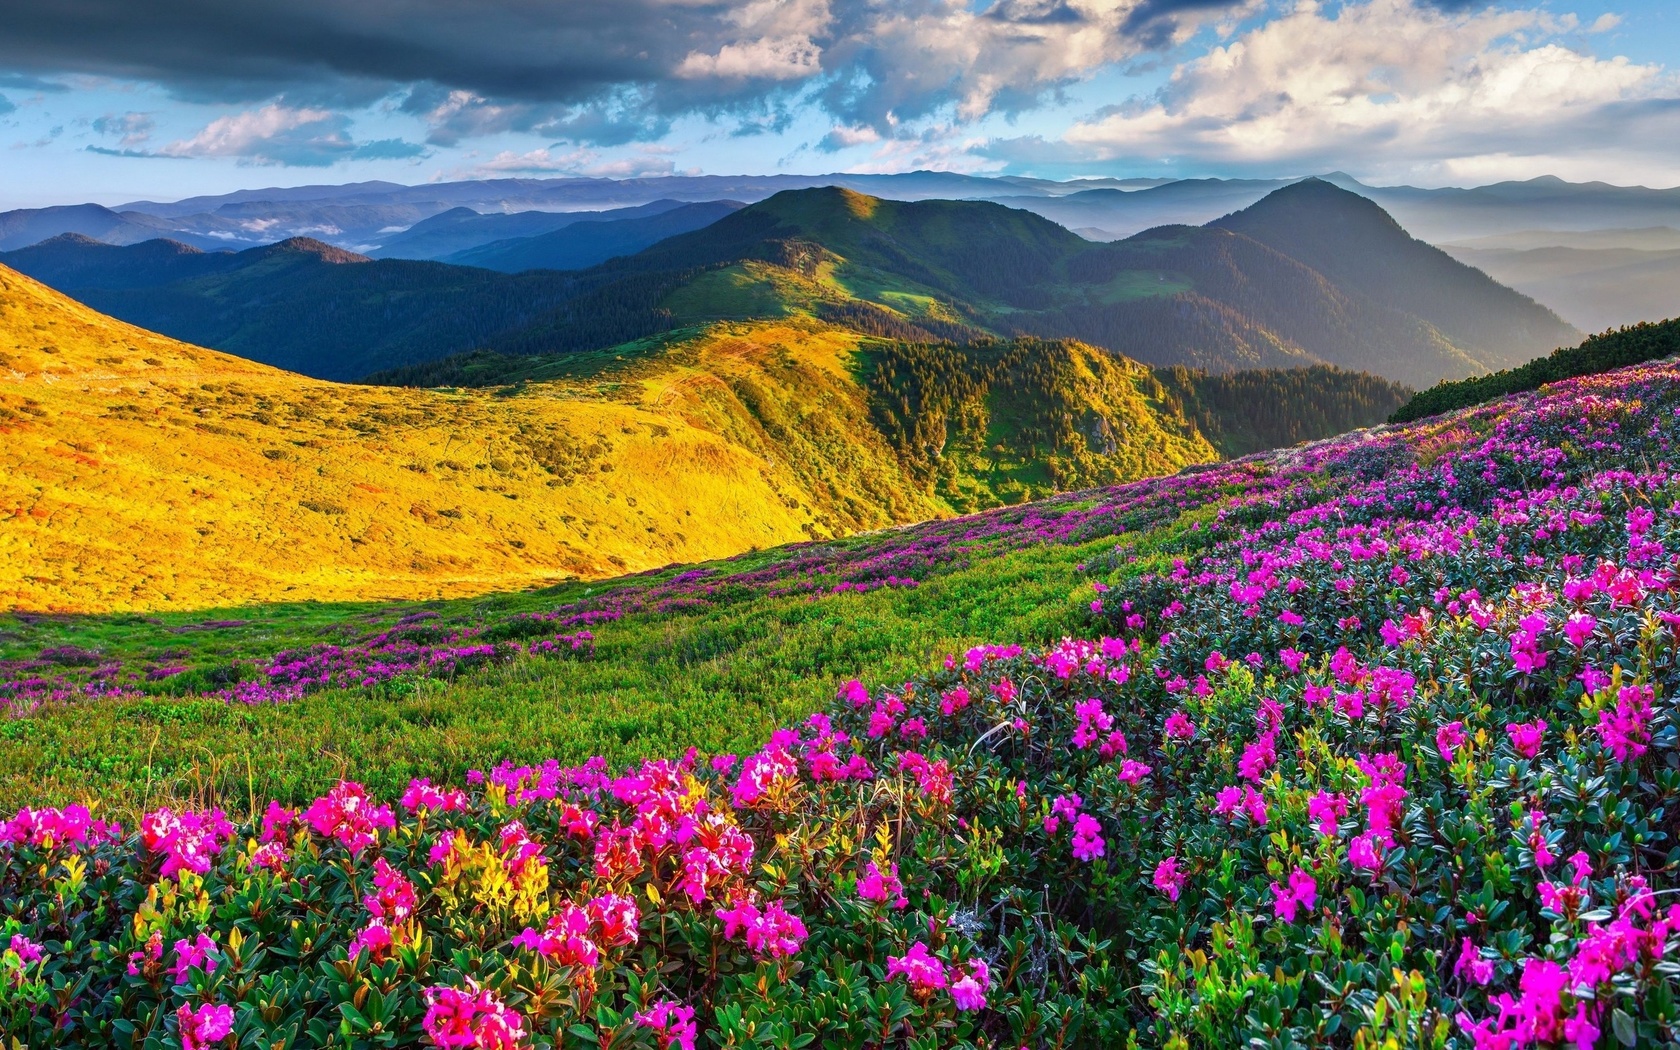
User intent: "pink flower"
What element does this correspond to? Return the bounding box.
[1070,814,1106,862]
[1596,684,1654,762]
[1270,866,1318,923]
[1116,759,1152,784]
[422,981,526,1049]
[304,781,395,854]
[856,861,908,909]
[401,778,468,813]
[1279,648,1306,673]
[1163,711,1196,743]
[8,934,43,966]
[887,942,948,998]
[1454,937,1493,986]
[171,932,218,984]
[716,898,807,960]
[634,1000,698,1050]
[1152,856,1186,901]
[141,807,234,879]
[1349,832,1383,875]
[949,960,991,1012]
[177,1003,234,1050]
[1307,791,1349,837]
[1436,721,1467,763]
[1506,720,1546,759]
[1563,612,1597,648]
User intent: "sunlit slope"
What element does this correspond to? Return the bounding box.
[0,266,1215,613]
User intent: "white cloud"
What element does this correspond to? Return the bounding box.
[159,103,343,158]
[1055,0,1676,183]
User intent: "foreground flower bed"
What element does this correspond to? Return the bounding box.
[4,360,1680,1047]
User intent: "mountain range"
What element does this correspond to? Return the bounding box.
[0,180,1578,388]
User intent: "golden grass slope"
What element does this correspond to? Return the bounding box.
[0,264,1214,613]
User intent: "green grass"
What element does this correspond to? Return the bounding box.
[1092,269,1192,304]
[0,521,1159,818]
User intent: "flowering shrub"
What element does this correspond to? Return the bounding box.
[2,359,1680,1046]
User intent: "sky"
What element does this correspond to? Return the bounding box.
[0,0,1676,209]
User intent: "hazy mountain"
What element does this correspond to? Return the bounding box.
[1441,244,1680,333]
[445,200,746,272]
[1446,227,1680,252]
[368,200,697,260]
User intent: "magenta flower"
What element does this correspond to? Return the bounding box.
[1163,711,1196,742]
[1435,721,1467,763]
[1453,937,1493,986]
[177,1002,235,1050]
[634,1000,698,1050]
[856,861,908,909]
[1307,791,1349,837]
[949,960,991,1011]
[716,897,807,960]
[1506,720,1547,759]
[422,981,526,1050]
[1152,856,1186,901]
[1596,684,1654,762]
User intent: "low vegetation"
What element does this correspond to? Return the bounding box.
[1391,315,1680,423]
[2,353,1678,1047]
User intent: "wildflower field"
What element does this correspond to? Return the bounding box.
[4,355,1680,1047]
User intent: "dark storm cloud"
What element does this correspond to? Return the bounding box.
[0,2,761,107]
[0,0,1255,151]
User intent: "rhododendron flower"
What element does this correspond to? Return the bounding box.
[1116,759,1152,784]
[730,747,798,808]
[8,934,43,966]
[305,781,395,854]
[1435,722,1467,763]
[1,803,119,850]
[1153,856,1186,901]
[1070,814,1106,861]
[716,897,807,960]
[1563,612,1597,648]
[1307,791,1349,837]
[586,893,640,947]
[1238,732,1276,781]
[887,942,948,998]
[141,807,234,879]
[365,858,418,921]
[1596,684,1654,762]
[1279,648,1306,674]
[423,982,527,1049]
[950,960,991,1011]
[512,904,599,967]
[349,920,395,964]
[402,778,468,813]
[940,686,971,715]
[856,861,908,909]
[177,1002,235,1050]
[1270,867,1317,923]
[634,1000,698,1050]
[1071,698,1114,750]
[1506,720,1547,759]
[837,679,869,708]
[1349,832,1384,874]
[1213,785,1268,825]
[1163,711,1196,743]
[1454,937,1494,986]
[171,933,217,984]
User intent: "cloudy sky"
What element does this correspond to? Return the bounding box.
[0,0,1675,208]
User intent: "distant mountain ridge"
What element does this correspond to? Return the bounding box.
[8,171,1680,256]
[1,181,1580,387]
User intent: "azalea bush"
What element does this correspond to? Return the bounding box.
[3,359,1680,1047]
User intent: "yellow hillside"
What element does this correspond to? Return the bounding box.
[0,264,1214,613]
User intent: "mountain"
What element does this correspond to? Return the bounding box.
[488,184,1575,387]
[0,263,1230,612]
[368,199,699,260]
[0,203,232,251]
[3,183,1577,387]
[1209,178,1580,371]
[445,200,746,272]
[1440,244,1680,333]
[0,236,593,380]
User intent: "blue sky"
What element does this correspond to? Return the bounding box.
[0,0,1676,209]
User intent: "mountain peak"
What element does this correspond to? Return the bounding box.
[1212,178,1401,237]
[252,237,371,264]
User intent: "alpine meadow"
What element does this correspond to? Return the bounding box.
[3,2,1680,1048]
